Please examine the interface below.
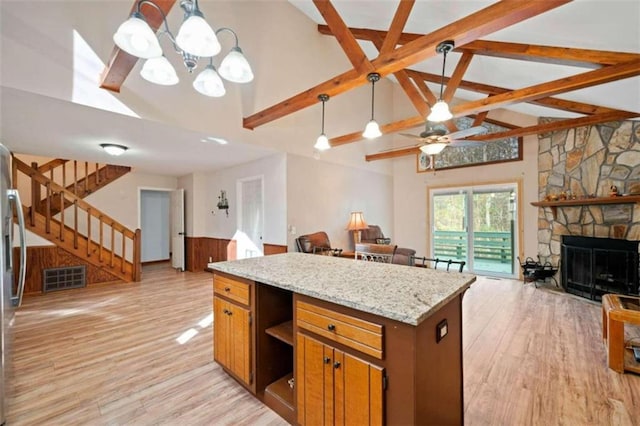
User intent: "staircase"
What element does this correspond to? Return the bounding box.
[13,156,141,282]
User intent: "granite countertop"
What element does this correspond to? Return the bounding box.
[209,253,476,326]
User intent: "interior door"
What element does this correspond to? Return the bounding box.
[237,177,263,259]
[170,189,185,271]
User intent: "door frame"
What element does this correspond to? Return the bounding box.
[426,178,524,277]
[137,186,176,264]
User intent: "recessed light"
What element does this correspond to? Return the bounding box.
[100,143,128,156]
[201,136,229,145]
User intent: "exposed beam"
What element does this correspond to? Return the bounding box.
[312,0,373,74]
[317,26,640,68]
[442,51,473,103]
[365,110,638,162]
[472,110,490,127]
[243,0,571,129]
[99,0,176,93]
[331,115,424,147]
[379,0,415,55]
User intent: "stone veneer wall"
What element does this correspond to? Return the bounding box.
[537,119,640,268]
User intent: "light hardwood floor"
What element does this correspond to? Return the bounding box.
[7,263,640,425]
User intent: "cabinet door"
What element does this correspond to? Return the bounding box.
[334,350,384,426]
[297,333,333,425]
[228,302,251,385]
[213,296,230,368]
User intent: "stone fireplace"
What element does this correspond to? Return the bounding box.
[536,119,640,292]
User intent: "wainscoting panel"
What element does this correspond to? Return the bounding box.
[263,244,288,256]
[185,238,287,272]
[14,246,120,295]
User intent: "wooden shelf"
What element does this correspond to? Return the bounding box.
[264,373,295,423]
[265,320,293,346]
[531,195,640,219]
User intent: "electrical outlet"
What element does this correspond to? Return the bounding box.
[436,319,448,343]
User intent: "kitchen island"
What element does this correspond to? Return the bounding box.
[210,252,476,425]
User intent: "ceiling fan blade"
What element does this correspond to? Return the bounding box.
[446,126,487,140]
[448,140,484,147]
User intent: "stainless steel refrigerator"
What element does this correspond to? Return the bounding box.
[0,143,26,425]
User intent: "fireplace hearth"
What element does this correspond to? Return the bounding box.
[561,236,639,301]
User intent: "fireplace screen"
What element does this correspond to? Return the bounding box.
[561,236,639,301]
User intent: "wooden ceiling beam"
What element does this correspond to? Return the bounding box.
[379,0,415,55]
[99,0,176,93]
[317,26,640,68]
[312,0,373,75]
[442,51,473,103]
[365,110,638,162]
[243,0,570,129]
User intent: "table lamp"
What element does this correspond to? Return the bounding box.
[346,211,369,247]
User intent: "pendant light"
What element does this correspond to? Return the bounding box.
[314,94,331,151]
[193,58,226,97]
[362,72,382,139]
[427,41,454,122]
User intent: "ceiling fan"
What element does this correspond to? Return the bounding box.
[399,122,487,155]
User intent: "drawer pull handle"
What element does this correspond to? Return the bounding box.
[323,357,331,364]
[327,324,336,331]
[224,287,231,292]
[223,309,229,314]
[334,361,341,369]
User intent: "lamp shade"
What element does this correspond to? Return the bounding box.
[140,56,179,85]
[427,100,453,122]
[362,120,382,139]
[113,13,162,58]
[176,14,221,57]
[314,134,330,151]
[346,212,368,231]
[193,65,226,97]
[219,47,254,83]
[420,142,448,155]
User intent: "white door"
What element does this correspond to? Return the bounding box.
[237,177,263,259]
[171,189,185,271]
[140,190,170,262]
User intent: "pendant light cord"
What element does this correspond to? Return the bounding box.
[439,48,447,100]
[370,79,376,120]
[321,98,325,133]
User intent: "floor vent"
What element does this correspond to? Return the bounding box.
[43,266,87,292]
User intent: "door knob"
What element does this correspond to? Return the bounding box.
[334,361,341,369]
[323,357,331,364]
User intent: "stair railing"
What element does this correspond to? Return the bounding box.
[13,157,141,282]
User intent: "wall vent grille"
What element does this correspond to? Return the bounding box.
[43,266,86,292]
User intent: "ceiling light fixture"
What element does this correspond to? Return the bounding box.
[100,143,128,156]
[314,94,331,151]
[113,0,253,96]
[427,41,454,122]
[362,72,382,139]
[419,142,447,155]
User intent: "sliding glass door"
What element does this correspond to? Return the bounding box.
[431,183,518,277]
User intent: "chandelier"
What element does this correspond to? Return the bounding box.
[113,0,253,97]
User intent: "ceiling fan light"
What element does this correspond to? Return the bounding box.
[362,120,382,139]
[176,14,221,57]
[314,134,331,151]
[420,142,448,155]
[113,13,162,58]
[140,56,179,85]
[193,65,226,97]
[100,144,128,156]
[219,47,254,83]
[427,100,453,122]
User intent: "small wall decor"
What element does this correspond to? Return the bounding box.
[217,190,229,217]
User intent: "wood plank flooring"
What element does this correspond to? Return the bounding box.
[7,264,640,425]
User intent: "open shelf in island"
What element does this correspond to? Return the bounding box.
[264,373,295,423]
[265,320,293,346]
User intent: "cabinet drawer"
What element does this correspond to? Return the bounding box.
[214,275,251,306]
[296,300,383,359]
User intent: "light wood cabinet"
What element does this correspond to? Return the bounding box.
[213,275,253,388]
[296,333,384,426]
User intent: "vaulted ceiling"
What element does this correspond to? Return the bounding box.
[101,0,640,164]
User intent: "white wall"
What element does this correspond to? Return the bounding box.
[287,153,393,252]
[392,109,539,260]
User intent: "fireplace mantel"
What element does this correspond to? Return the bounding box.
[531,195,640,219]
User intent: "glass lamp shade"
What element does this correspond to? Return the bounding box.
[140,56,179,85]
[346,212,368,231]
[193,65,226,97]
[175,15,221,57]
[362,120,382,139]
[219,47,254,83]
[314,134,331,151]
[427,100,453,122]
[420,142,448,155]
[113,13,162,58]
[100,144,128,156]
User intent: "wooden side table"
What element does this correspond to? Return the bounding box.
[602,294,640,374]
